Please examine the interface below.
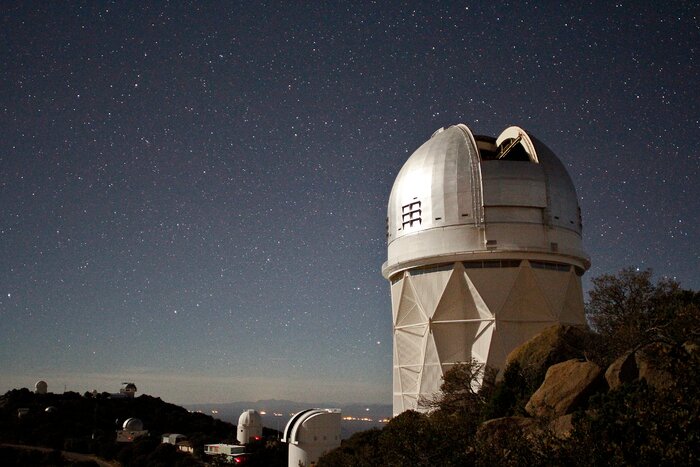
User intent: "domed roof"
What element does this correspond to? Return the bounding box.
[123,418,144,431]
[238,409,261,427]
[383,124,588,278]
[281,409,341,445]
[35,380,48,394]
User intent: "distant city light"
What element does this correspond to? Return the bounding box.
[342,416,375,422]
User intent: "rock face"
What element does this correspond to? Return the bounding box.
[526,360,605,418]
[505,325,588,380]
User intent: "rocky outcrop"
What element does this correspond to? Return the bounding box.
[505,325,588,380]
[477,333,693,447]
[525,360,605,418]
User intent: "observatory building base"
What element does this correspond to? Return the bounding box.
[391,258,584,414]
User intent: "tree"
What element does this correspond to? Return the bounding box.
[378,411,437,466]
[418,358,495,416]
[481,361,534,420]
[245,438,286,467]
[417,360,495,464]
[554,367,700,466]
[585,267,698,361]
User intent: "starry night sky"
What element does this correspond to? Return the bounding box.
[1,1,698,404]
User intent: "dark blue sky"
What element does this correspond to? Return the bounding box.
[1,1,698,404]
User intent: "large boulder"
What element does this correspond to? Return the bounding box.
[505,325,588,381]
[525,359,605,418]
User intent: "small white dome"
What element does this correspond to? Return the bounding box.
[123,418,144,431]
[237,409,262,444]
[35,380,48,394]
[238,409,262,427]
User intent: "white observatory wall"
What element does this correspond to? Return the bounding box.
[238,423,262,444]
[288,444,310,467]
[390,259,585,415]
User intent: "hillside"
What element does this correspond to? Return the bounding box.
[0,390,239,465]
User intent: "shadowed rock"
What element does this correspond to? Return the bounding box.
[605,351,638,390]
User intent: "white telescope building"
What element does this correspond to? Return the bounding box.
[237,409,262,444]
[282,409,341,467]
[382,124,590,415]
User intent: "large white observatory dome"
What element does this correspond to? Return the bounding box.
[384,124,588,275]
[383,124,590,415]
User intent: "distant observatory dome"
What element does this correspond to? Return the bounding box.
[237,409,263,444]
[45,406,58,413]
[383,124,590,415]
[282,409,341,467]
[123,418,144,431]
[119,382,137,397]
[35,380,48,394]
